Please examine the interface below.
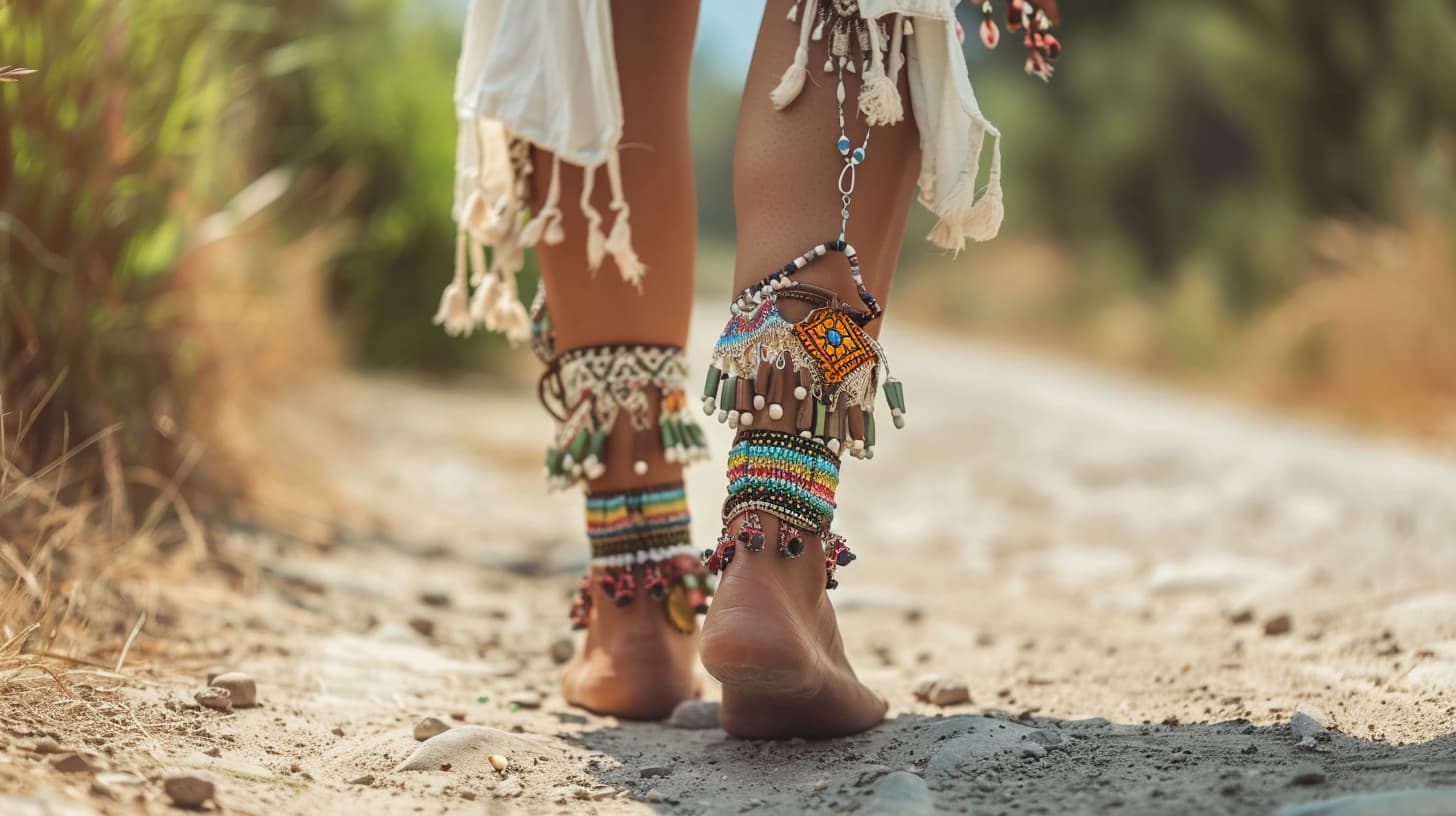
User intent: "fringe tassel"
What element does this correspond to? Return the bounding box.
[926,119,1004,249]
[604,151,646,288]
[858,20,903,126]
[434,230,474,337]
[771,0,817,110]
[887,14,907,85]
[520,154,564,247]
[581,163,607,272]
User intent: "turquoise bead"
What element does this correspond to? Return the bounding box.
[837,136,851,155]
[851,147,865,165]
[826,329,843,347]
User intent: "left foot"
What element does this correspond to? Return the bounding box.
[561,567,700,720]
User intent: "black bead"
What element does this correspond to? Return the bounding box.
[781,536,804,558]
[836,550,856,567]
[748,532,765,551]
[826,578,839,590]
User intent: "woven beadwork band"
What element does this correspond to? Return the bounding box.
[586,484,693,563]
[723,430,840,534]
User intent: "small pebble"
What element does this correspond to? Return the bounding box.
[49,753,96,774]
[419,591,451,607]
[349,774,375,786]
[409,618,436,638]
[548,638,575,665]
[640,766,673,779]
[644,790,668,803]
[506,692,542,710]
[1264,614,1293,636]
[163,774,216,809]
[666,700,720,730]
[1291,765,1326,786]
[414,717,452,741]
[210,672,257,708]
[488,754,510,772]
[814,778,829,791]
[1290,711,1327,742]
[195,687,233,713]
[331,727,346,737]
[204,747,222,758]
[913,673,972,707]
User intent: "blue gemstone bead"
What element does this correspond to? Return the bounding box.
[826,329,843,347]
[837,136,851,155]
[851,147,866,165]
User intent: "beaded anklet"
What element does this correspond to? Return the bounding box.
[539,344,711,490]
[703,430,856,590]
[704,240,906,459]
[570,484,713,634]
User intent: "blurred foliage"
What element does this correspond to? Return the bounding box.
[967,0,1456,313]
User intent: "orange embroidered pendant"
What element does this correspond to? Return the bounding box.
[794,307,876,385]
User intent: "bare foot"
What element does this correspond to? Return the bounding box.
[700,513,887,738]
[561,568,700,720]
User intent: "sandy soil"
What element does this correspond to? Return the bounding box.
[3,317,1455,815]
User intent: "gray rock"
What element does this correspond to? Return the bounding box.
[163,775,215,809]
[548,637,576,665]
[666,700,720,730]
[862,771,932,816]
[640,766,673,779]
[209,672,257,708]
[348,774,374,786]
[1276,790,1456,816]
[493,777,523,798]
[194,687,232,713]
[925,716,1049,781]
[419,590,451,607]
[912,673,971,707]
[395,726,547,772]
[1291,711,1326,742]
[413,716,452,742]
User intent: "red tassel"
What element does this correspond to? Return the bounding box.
[980,19,1000,49]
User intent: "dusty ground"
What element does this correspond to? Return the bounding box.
[3,315,1456,815]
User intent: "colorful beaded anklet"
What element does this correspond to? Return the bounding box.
[570,484,713,634]
[539,344,711,490]
[702,430,856,590]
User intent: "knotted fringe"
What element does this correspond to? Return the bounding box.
[434,228,474,337]
[604,151,646,288]
[520,154,564,248]
[770,0,817,109]
[581,162,607,272]
[858,19,903,127]
[927,115,1004,249]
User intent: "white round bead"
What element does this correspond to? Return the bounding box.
[794,386,808,400]
[633,460,648,476]
[768,403,784,420]
[753,394,766,410]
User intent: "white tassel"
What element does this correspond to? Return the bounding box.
[926,122,1004,248]
[521,154,564,247]
[468,271,498,324]
[434,230,474,337]
[771,0,817,110]
[604,151,646,288]
[888,15,907,85]
[858,20,902,126]
[786,0,799,22]
[581,163,607,271]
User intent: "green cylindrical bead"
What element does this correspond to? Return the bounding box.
[546,447,564,475]
[703,365,722,399]
[661,419,680,450]
[813,400,828,437]
[863,410,876,447]
[720,376,738,411]
[588,429,608,461]
[568,429,590,461]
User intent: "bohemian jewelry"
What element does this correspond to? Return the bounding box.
[722,430,841,534]
[703,509,857,592]
[975,0,1063,81]
[539,344,710,489]
[704,239,904,458]
[570,483,713,634]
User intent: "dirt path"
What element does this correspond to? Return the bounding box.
[5,316,1456,815]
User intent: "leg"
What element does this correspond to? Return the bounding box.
[699,4,921,738]
[535,0,703,720]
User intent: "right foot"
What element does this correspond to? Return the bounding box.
[562,568,700,720]
[699,513,887,738]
